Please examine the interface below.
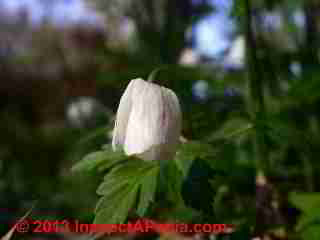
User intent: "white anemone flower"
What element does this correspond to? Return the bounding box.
[112,78,182,161]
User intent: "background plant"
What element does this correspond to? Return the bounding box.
[0,0,320,239]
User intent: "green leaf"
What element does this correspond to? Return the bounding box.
[96,178,129,196]
[71,144,127,173]
[160,205,201,223]
[175,141,216,177]
[94,158,160,224]
[137,166,159,216]
[289,192,320,240]
[71,151,109,172]
[289,192,320,214]
[300,225,320,240]
[95,183,133,214]
[209,118,253,142]
[212,185,229,217]
[166,159,185,205]
[103,157,151,180]
[94,184,139,224]
[76,126,111,146]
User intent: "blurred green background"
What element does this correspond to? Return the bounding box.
[0,0,320,239]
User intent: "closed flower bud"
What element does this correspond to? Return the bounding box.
[112,78,182,161]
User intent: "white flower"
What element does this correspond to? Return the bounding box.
[112,78,182,161]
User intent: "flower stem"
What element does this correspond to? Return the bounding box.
[147,66,168,83]
[244,0,269,173]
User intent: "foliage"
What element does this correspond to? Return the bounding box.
[0,0,320,239]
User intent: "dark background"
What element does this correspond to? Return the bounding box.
[0,0,319,239]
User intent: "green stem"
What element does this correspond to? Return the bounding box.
[147,66,168,83]
[244,0,268,173]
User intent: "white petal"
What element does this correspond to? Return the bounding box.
[153,87,182,160]
[124,79,182,161]
[124,80,163,156]
[112,79,136,150]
